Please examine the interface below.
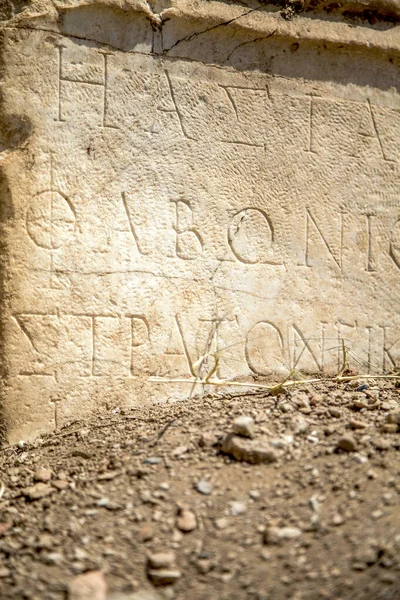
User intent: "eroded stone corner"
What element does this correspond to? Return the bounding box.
[0,26,35,444]
[0,28,11,444]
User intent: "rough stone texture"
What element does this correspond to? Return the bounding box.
[68,570,107,600]
[232,415,255,438]
[0,0,399,442]
[221,432,278,464]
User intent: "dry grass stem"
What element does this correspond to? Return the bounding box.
[149,373,400,392]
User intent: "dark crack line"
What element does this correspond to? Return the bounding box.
[223,29,278,65]
[2,24,271,77]
[2,24,130,54]
[162,6,265,55]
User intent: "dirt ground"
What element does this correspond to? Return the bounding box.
[0,377,399,600]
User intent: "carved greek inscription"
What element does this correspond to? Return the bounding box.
[228,208,281,265]
[171,200,203,260]
[14,314,59,376]
[196,315,246,380]
[52,47,399,161]
[217,85,271,148]
[222,87,239,121]
[131,315,150,348]
[380,326,400,371]
[25,154,75,290]
[26,190,75,250]
[304,209,342,272]
[120,192,150,255]
[389,219,400,271]
[56,47,117,128]
[245,321,286,376]
[309,96,399,160]
[291,324,323,372]
[130,315,150,376]
[58,315,92,377]
[335,320,357,370]
[92,316,131,376]
[164,314,196,377]
[366,100,394,162]
[164,71,194,140]
[365,214,377,272]
[12,313,398,378]
[100,192,400,274]
[197,318,221,379]
[218,85,266,147]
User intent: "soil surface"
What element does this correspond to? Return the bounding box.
[0,378,399,600]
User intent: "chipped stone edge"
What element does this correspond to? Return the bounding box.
[0,0,399,56]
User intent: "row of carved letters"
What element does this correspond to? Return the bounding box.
[55,48,397,161]
[27,192,400,272]
[14,313,399,376]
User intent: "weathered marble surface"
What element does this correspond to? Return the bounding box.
[0,0,399,442]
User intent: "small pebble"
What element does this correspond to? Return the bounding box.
[380,572,397,584]
[387,411,400,425]
[353,453,368,464]
[221,433,278,464]
[260,548,272,561]
[176,508,197,532]
[349,419,367,430]
[291,415,309,434]
[199,432,219,448]
[328,408,341,418]
[373,438,391,451]
[148,552,176,570]
[215,517,229,530]
[196,479,212,495]
[371,510,384,520]
[232,416,255,439]
[23,483,55,501]
[33,467,52,483]
[249,490,260,500]
[337,434,358,452]
[331,513,344,526]
[147,569,181,586]
[381,424,398,434]
[96,498,109,507]
[143,457,162,465]
[355,384,369,392]
[68,570,107,600]
[52,480,68,490]
[172,445,188,457]
[264,526,302,544]
[139,524,154,542]
[230,501,247,516]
